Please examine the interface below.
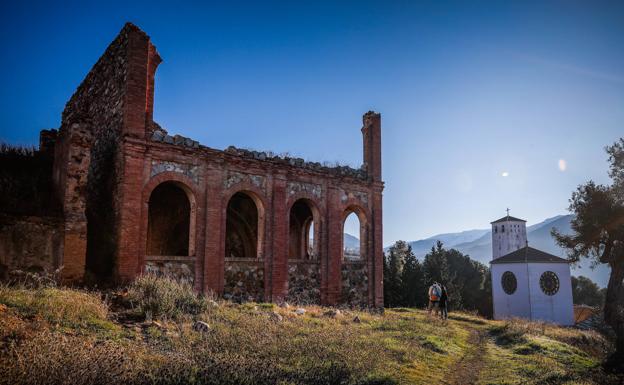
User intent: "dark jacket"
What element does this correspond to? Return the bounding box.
[439,287,448,305]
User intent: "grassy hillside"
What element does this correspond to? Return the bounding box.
[0,277,619,385]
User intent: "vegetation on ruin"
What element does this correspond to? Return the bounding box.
[0,143,59,216]
[0,274,620,385]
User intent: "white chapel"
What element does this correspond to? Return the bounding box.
[490,213,574,325]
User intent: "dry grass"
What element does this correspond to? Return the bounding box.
[0,278,619,385]
[126,274,209,321]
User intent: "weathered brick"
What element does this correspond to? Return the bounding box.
[18,22,385,308]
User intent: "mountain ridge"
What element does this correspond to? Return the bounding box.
[383,214,610,287]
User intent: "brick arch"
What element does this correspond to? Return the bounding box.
[286,196,323,260]
[139,172,200,272]
[222,186,267,260]
[142,171,200,205]
[223,183,268,215]
[341,203,369,261]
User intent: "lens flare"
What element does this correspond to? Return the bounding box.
[501,171,509,177]
[558,159,567,171]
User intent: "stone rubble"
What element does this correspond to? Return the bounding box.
[193,321,211,333]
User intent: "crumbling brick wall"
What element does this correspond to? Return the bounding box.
[52,23,160,283]
[5,23,385,308]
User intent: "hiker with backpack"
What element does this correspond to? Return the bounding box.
[439,285,449,320]
[428,282,442,317]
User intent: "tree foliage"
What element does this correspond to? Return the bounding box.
[552,137,624,369]
[571,276,606,307]
[384,240,492,317]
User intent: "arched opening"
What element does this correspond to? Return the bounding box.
[225,192,260,259]
[343,211,363,260]
[146,182,191,256]
[341,207,368,306]
[289,199,316,260]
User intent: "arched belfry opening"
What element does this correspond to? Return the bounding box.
[289,199,317,260]
[225,192,260,259]
[146,182,191,256]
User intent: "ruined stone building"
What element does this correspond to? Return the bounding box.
[0,23,384,307]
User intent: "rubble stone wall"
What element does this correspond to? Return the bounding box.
[144,260,195,284]
[223,261,264,302]
[341,262,369,308]
[0,215,63,280]
[287,261,321,305]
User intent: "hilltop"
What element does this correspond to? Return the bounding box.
[0,276,619,385]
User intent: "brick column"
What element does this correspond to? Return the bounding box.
[371,185,384,308]
[325,186,343,305]
[115,141,146,282]
[270,174,288,301]
[203,167,225,294]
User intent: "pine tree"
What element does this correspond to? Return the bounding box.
[401,244,426,307]
[383,240,408,307]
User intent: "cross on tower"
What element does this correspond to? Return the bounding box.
[506,208,510,216]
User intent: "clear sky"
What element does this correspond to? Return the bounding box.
[1,1,622,244]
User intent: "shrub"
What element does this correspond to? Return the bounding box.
[127,274,208,320]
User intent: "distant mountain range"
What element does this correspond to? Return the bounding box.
[344,233,360,250]
[384,215,610,287]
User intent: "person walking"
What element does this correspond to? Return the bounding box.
[439,285,449,320]
[428,282,441,317]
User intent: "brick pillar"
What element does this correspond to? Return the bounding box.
[363,111,384,308]
[325,186,343,305]
[204,168,225,294]
[270,174,289,301]
[115,141,146,282]
[145,43,161,128]
[123,23,160,139]
[56,123,92,282]
[362,111,382,182]
[371,185,384,308]
[115,24,160,282]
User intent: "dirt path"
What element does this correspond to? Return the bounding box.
[445,328,488,385]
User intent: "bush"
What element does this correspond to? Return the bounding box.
[127,274,208,320]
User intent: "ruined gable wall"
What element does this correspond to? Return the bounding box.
[53,23,147,282]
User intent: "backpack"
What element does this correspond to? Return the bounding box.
[429,284,441,301]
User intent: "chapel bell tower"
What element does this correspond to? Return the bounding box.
[491,209,527,260]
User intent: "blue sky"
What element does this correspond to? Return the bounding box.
[1,1,622,244]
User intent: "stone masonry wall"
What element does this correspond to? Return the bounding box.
[341,262,369,308]
[223,262,264,302]
[145,260,195,284]
[287,262,321,305]
[0,215,63,280]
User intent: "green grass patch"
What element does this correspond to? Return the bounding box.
[0,285,115,334]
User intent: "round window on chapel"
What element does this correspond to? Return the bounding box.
[539,271,560,296]
[501,271,517,295]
